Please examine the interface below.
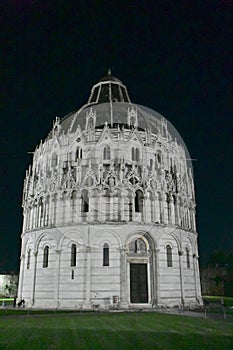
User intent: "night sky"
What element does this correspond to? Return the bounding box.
[1,1,232,272]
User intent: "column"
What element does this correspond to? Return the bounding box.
[77,194,81,222]
[54,250,61,308]
[192,253,198,300]
[88,193,93,222]
[194,254,202,303]
[30,251,38,306]
[150,248,156,305]
[84,246,91,308]
[120,192,126,221]
[154,193,160,223]
[109,194,113,221]
[178,250,185,305]
[49,195,53,226]
[143,193,148,222]
[155,249,161,305]
[170,197,175,225]
[17,254,25,302]
[162,193,168,224]
[131,193,135,222]
[120,248,128,307]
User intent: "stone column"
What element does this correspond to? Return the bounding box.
[17,254,25,301]
[120,192,126,221]
[88,193,93,222]
[170,197,175,225]
[30,251,38,306]
[194,254,202,302]
[178,250,185,305]
[193,209,197,231]
[77,194,81,223]
[84,246,91,308]
[143,193,148,222]
[162,193,168,224]
[119,248,128,308]
[49,195,53,226]
[109,193,114,221]
[150,248,156,305]
[54,250,61,308]
[131,193,135,222]
[155,249,161,305]
[192,254,198,300]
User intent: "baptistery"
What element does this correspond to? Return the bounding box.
[18,72,202,309]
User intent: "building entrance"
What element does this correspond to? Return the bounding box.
[130,263,148,303]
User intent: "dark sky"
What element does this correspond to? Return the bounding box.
[0,1,232,272]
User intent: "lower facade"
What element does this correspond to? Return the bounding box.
[17,223,202,309]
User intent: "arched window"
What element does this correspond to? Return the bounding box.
[39,198,44,226]
[43,246,49,268]
[27,249,31,269]
[103,146,111,160]
[103,243,109,266]
[52,153,58,167]
[135,190,143,213]
[186,247,190,268]
[76,148,82,160]
[71,244,77,267]
[81,190,89,212]
[129,239,147,253]
[132,147,140,161]
[131,148,134,160]
[166,245,173,267]
[157,152,161,164]
[166,194,171,223]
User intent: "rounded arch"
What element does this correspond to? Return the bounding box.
[125,230,156,251]
[22,235,35,255]
[158,231,182,252]
[164,241,174,249]
[58,229,86,251]
[182,234,195,253]
[91,229,121,249]
[35,232,53,253]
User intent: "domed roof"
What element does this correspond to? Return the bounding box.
[88,71,131,104]
[54,73,192,168]
[98,71,123,84]
[60,103,164,134]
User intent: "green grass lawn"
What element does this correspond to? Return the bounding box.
[0,312,232,350]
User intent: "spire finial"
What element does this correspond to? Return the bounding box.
[108,68,111,75]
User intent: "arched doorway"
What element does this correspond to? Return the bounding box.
[127,236,152,304]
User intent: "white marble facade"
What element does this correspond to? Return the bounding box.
[18,73,202,309]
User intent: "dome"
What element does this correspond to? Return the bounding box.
[98,72,123,83]
[87,71,131,104]
[55,75,192,169]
